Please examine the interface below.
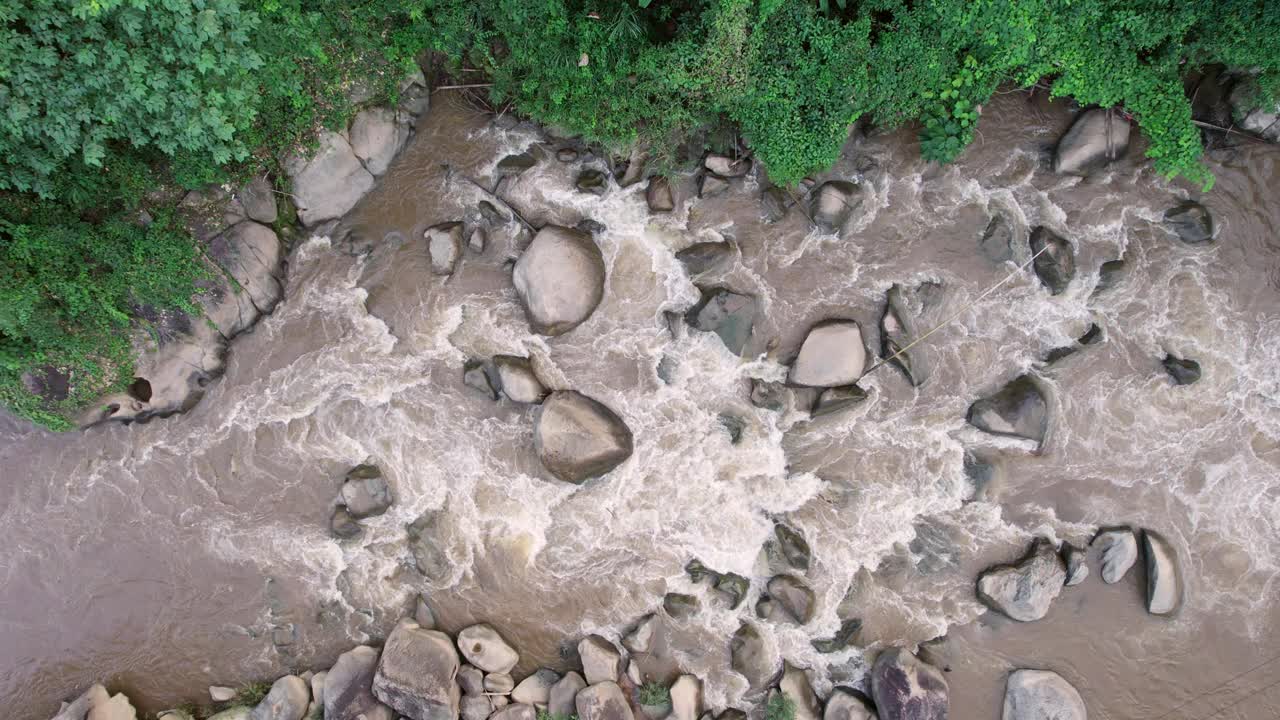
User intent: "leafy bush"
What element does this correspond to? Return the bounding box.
[765,692,796,720]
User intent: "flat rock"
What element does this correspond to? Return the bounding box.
[329,506,363,539]
[789,320,866,387]
[458,624,519,674]
[967,375,1048,444]
[426,223,464,276]
[325,645,394,720]
[1002,669,1085,720]
[350,107,408,176]
[493,355,548,403]
[575,682,634,720]
[685,287,756,355]
[977,538,1066,622]
[287,131,375,226]
[1029,227,1075,295]
[646,177,675,212]
[1164,201,1214,245]
[1061,543,1088,586]
[1163,355,1201,385]
[623,615,657,654]
[1142,529,1183,615]
[870,648,948,720]
[767,574,815,624]
[677,242,734,275]
[578,635,622,685]
[484,673,515,694]
[340,464,392,518]
[251,676,309,720]
[1053,108,1130,175]
[810,181,859,232]
[670,676,702,720]
[779,665,820,720]
[464,359,499,400]
[549,672,587,717]
[372,621,461,720]
[823,688,877,720]
[513,669,560,706]
[513,226,607,335]
[730,622,779,692]
[1092,527,1137,584]
[534,391,633,483]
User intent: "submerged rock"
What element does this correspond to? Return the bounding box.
[775,523,811,571]
[1002,669,1085,720]
[492,355,548,404]
[664,592,701,619]
[575,682,634,720]
[373,621,460,720]
[1029,227,1075,295]
[980,214,1016,264]
[870,648,948,720]
[715,572,750,609]
[325,646,393,720]
[976,538,1066,622]
[779,665,821,720]
[458,624,519,674]
[750,379,788,412]
[463,359,499,400]
[646,177,675,212]
[699,174,730,197]
[677,242,734,275]
[1142,529,1183,615]
[497,153,537,177]
[1061,543,1088,586]
[1043,323,1102,364]
[1164,201,1214,245]
[1092,527,1137,584]
[329,506,363,540]
[425,223,464,276]
[549,672,587,717]
[823,688,877,720]
[1094,257,1128,295]
[534,391,634,483]
[407,510,450,582]
[513,226,607,336]
[811,385,868,418]
[578,635,622,685]
[809,181,859,232]
[1163,354,1202,385]
[1053,108,1130,175]
[730,622,779,692]
[812,619,863,654]
[761,186,791,223]
[340,464,392,519]
[966,375,1048,445]
[577,170,609,195]
[685,287,757,356]
[251,676,309,720]
[789,320,867,388]
[767,574,816,624]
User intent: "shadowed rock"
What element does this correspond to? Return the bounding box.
[1002,670,1085,720]
[976,538,1066,622]
[823,688,877,720]
[812,385,868,418]
[461,697,491,720]
[549,672,587,717]
[1029,227,1075,295]
[577,170,609,195]
[492,355,548,404]
[1163,354,1201,385]
[458,624,519,674]
[1142,529,1183,615]
[497,153,537,177]
[812,619,863,654]
[750,379,787,412]
[325,646,394,720]
[534,391,633,483]
[1061,543,1088,586]
[646,177,675,212]
[980,214,1015,263]
[870,648,948,720]
[775,523,811,571]
[329,506,363,539]
[730,622,779,692]
[1092,527,1137,584]
[463,359,499,400]
[761,186,791,223]
[705,154,751,177]
[966,375,1048,444]
[685,288,756,355]
[1053,108,1130,175]
[810,181,860,232]
[790,320,866,387]
[767,574,815,624]
[700,174,730,197]
[513,226,607,336]
[1094,257,1128,295]
[373,621,460,720]
[1164,201,1214,245]
[677,242,734,275]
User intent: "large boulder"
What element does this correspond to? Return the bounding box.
[1142,529,1183,615]
[670,676,702,720]
[966,375,1048,445]
[1092,527,1137,584]
[251,676,310,720]
[730,622,779,692]
[870,648,948,720]
[1001,670,1085,720]
[977,538,1066,622]
[766,575,815,624]
[340,464,393,519]
[513,669,561,706]
[789,320,866,387]
[1052,108,1130,175]
[513,226,607,335]
[685,287,756,356]
[372,621,461,720]
[549,672,587,717]
[238,175,279,225]
[52,685,137,720]
[287,131,375,226]
[578,635,622,685]
[457,624,519,674]
[1163,201,1214,245]
[677,242,735,276]
[774,523,811,571]
[325,646,394,720]
[779,665,821,720]
[824,689,877,720]
[350,107,409,176]
[1029,227,1075,295]
[575,682,634,720]
[493,355,549,404]
[426,223,465,276]
[810,181,860,232]
[534,391,634,483]
[646,177,675,212]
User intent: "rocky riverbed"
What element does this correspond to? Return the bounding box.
[5,78,1280,720]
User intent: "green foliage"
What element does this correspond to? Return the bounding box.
[234,681,272,707]
[765,693,797,720]
[638,681,671,706]
[536,711,577,720]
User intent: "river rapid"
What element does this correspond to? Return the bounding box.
[2,90,1279,720]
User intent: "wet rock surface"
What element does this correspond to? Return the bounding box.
[1142,529,1183,615]
[1029,227,1075,295]
[1053,108,1130,175]
[870,648,948,720]
[789,321,867,388]
[977,538,1066,622]
[685,288,756,356]
[1002,669,1085,720]
[809,181,860,232]
[1164,201,1214,245]
[1163,354,1202,385]
[534,391,634,483]
[513,226,607,336]
[967,375,1048,444]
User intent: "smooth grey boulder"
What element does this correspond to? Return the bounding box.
[211,686,237,703]
[761,186,791,223]
[811,385,868,418]
[670,676,702,720]
[1029,227,1075,295]
[980,214,1015,264]
[485,673,515,694]
[549,672,587,717]
[497,153,537,177]
[329,506,363,540]
[977,538,1066,622]
[1002,669,1085,720]
[774,523,811,571]
[492,704,537,720]
[1053,108,1130,175]
[251,676,309,720]
[340,464,392,519]
[705,154,751,177]
[239,175,278,225]
[577,170,609,195]
[824,689,878,720]
[1092,527,1137,584]
[623,615,657,654]
[463,359,499,400]
[575,682,634,720]
[810,181,859,232]
[350,107,408,176]
[1142,529,1183,615]
[967,375,1048,445]
[1061,543,1089,586]
[458,666,485,696]
[534,391,633,483]
[647,177,675,212]
[325,645,395,720]
[1164,201,1214,245]
[493,355,549,404]
[677,242,734,275]
[372,621,461,720]
[870,648,948,720]
[578,635,622,685]
[426,223,464,276]
[767,574,815,624]
[287,131,375,226]
[513,226,607,335]
[461,696,492,720]
[685,287,756,355]
[789,320,866,387]
[1162,355,1201,385]
[779,665,820,720]
[458,624,519,674]
[513,669,561,706]
[730,622,779,692]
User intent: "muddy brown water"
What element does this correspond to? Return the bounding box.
[2,90,1279,720]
